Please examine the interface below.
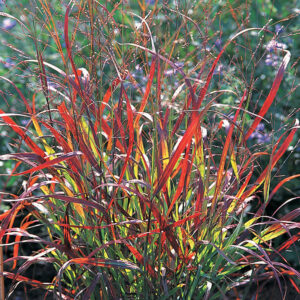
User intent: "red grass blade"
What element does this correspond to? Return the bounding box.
[245,51,291,140]
[41,194,102,211]
[64,5,83,96]
[134,57,156,128]
[0,76,32,114]
[243,119,299,202]
[166,140,191,216]
[153,99,214,198]
[124,243,156,277]
[40,121,82,173]
[62,204,72,253]
[11,152,82,176]
[2,272,52,288]
[278,231,300,252]
[118,86,134,183]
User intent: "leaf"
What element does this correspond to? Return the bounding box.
[124,243,155,276]
[11,152,82,176]
[212,89,247,208]
[12,219,37,270]
[269,174,300,201]
[0,110,45,158]
[245,51,291,140]
[243,119,299,202]
[133,57,156,128]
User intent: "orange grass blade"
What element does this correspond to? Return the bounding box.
[0,110,45,158]
[99,77,122,118]
[269,174,300,201]
[12,219,37,270]
[166,140,191,216]
[212,89,247,208]
[153,99,214,198]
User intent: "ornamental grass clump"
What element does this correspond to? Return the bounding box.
[0,1,299,299]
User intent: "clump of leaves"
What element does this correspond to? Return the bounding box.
[0,1,299,299]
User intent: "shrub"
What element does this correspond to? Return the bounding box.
[0,1,299,299]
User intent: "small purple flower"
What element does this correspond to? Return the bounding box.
[3,58,15,68]
[265,58,273,66]
[257,123,265,131]
[275,24,284,34]
[257,133,271,144]
[164,69,176,76]
[20,119,29,127]
[213,64,223,76]
[249,123,271,144]
[1,18,16,30]
[174,62,184,70]
[266,40,277,52]
[164,62,184,77]
[215,38,222,51]
[265,53,279,67]
[265,39,287,52]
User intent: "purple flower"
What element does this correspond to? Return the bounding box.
[249,123,271,144]
[174,62,184,70]
[257,133,271,144]
[215,38,222,51]
[213,64,223,76]
[164,62,184,77]
[266,40,277,52]
[256,123,265,131]
[3,58,15,68]
[265,58,273,66]
[1,18,16,30]
[265,53,279,67]
[265,39,287,52]
[275,24,284,34]
[20,119,29,127]
[164,69,176,76]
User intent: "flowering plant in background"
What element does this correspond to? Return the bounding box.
[1,18,16,30]
[0,1,299,299]
[249,123,271,144]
